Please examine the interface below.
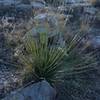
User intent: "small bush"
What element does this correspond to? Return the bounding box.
[20,33,66,84]
[18,32,97,86]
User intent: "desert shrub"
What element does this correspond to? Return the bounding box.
[18,31,97,86]
[19,32,66,84]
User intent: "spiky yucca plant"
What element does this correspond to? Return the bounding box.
[20,33,66,84]
[19,32,97,85]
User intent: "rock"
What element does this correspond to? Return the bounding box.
[31,0,46,9]
[34,13,47,21]
[3,80,56,100]
[0,1,32,18]
[16,4,32,11]
[0,0,20,6]
[85,35,100,50]
[91,36,100,49]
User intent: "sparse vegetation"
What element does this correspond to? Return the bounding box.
[18,31,97,86]
[0,0,99,100]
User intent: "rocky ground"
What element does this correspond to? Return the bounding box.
[0,0,100,100]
